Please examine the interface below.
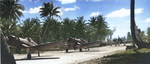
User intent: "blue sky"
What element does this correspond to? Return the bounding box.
[18,0,150,38]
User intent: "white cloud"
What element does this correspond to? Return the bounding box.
[57,0,76,4]
[23,5,79,15]
[64,6,80,11]
[28,0,40,3]
[106,8,143,18]
[135,8,143,14]
[144,18,150,22]
[34,0,40,3]
[23,6,42,14]
[56,5,80,16]
[29,0,32,2]
[86,0,103,2]
[90,11,101,17]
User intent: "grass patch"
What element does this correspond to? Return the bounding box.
[80,48,150,64]
[102,48,150,64]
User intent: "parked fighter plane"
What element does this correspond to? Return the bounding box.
[65,37,101,52]
[65,37,133,52]
[6,35,65,59]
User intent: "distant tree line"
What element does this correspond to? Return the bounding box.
[0,0,116,44]
[1,0,149,44]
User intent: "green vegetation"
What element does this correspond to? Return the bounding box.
[0,0,114,44]
[81,48,150,64]
[0,0,115,53]
[0,0,24,21]
[1,0,150,54]
[126,32,132,41]
[140,28,150,43]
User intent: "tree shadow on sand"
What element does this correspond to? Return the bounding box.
[100,48,150,64]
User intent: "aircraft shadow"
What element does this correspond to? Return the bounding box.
[15,57,60,61]
[64,50,100,53]
[81,50,100,52]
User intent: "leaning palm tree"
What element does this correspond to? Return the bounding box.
[130,0,150,48]
[0,0,25,21]
[39,1,61,43]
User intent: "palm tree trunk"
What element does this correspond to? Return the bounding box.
[42,16,52,43]
[130,0,150,48]
[99,33,103,41]
[1,29,16,64]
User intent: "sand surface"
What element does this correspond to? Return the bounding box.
[14,44,131,64]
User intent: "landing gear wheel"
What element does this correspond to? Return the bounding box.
[79,48,82,52]
[27,54,31,59]
[88,48,90,51]
[66,48,68,52]
[38,52,40,57]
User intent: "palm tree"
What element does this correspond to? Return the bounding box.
[20,18,41,44]
[39,1,61,43]
[75,16,86,38]
[1,20,19,36]
[0,0,24,63]
[0,0,25,21]
[89,15,108,41]
[130,0,150,48]
[42,17,62,42]
[89,17,97,27]
[39,1,61,19]
[61,18,76,40]
[51,21,62,41]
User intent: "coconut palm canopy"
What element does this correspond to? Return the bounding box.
[16,0,150,38]
[0,0,150,43]
[0,0,24,21]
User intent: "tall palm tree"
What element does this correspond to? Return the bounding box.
[89,15,108,41]
[51,21,61,41]
[62,18,76,40]
[39,1,61,43]
[75,16,86,38]
[89,17,97,27]
[39,1,61,19]
[0,0,24,63]
[0,0,25,21]
[130,0,150,48]
[84,24,97,42]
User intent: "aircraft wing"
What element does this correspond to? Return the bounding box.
[28,41,65,51]
[124,41,133,43]
[82,41,101,48]
[82,40,133,48]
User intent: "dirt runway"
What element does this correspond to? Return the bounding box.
[14,44,129,64]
